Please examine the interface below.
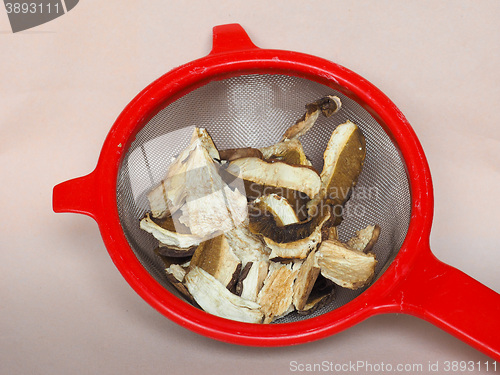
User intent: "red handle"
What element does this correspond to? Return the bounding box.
[52,170,101,221]
[209,23,259,55]
[378,243,500,360]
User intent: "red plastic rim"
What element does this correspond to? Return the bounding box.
[59,25,434,346]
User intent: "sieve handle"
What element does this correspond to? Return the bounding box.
[378,243,500,360]
[53,170,101,221]
[209,23,259,55]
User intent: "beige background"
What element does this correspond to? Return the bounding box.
[1,1,499,374]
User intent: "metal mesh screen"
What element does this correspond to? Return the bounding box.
[116,74,411,322]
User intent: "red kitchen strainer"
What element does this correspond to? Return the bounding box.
[52,24,500,359]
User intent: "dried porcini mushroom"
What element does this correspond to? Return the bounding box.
[316,240,377,290]
[347,224,381,253]
[257,262,300,323]
[281,95,342,141]
[253,194,299,226]
[292,249,321,311]
[297,275,336,316]
[261,211,331,261]
[190,234,242,291]
[139,97,384,324]
[219,147,264,161]
[260,138,312,167]
[225,157,321,199]
[147,128,220,219]
[140,213,204,252]
[307,121,366,217]
[235,260,269,302]
[184,266,264,323]
[248,201,329,244]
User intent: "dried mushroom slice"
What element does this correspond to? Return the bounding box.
[219,147,263,161]
[190,234,242,291]
[140,213,204,252]
[307,121,366,217]
[282,96,342,141]
[257,262,299,324]
[297,275,335,316]
[147,128,219,218]
[248,202,329,244]
[316,240,377,290]
[263,211,330,261]
[254,194,299,226]
[248,202,331,260]
[293,249,321,311]
[156,257,195,304]
[346,224,381,253]
[225,157,321,199]
[154,248,191,269]
[224,225,270,266]
[260,138,312,167]
[184,266,264,324]
[178,158,248,239]
[235,260,269,302]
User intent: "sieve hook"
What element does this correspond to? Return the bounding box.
[209,23,259,55]
[53,170,101,221]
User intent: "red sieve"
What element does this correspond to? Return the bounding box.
[52,23,500,359]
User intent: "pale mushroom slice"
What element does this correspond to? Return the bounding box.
[235,260,270,302]
[254,194,299,226]
[316,240,377,290]
[190,234,242,291]
[184,266,264,324]
[346,224,381,253]
[260,138,312,167]
[224,225,270,266]
[178,154,248,239]
[281,95,342,141]
[292,249,321,311]
[307,121,366,217]
[225,157,321,199]
[257,262,300,324]
[140,213,204,252]
[147,128,219,218]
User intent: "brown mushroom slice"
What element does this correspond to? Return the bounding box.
[219,147,264,161]
[316,240,377,290]
[257,262,300,324]
[248,202,329,244]
[281,95,342,141]
[140,213,204,251]
[292,249,321,311]
[260,138,312,167]
[235,260,269,302]
[147,128,220,218]
[154,248,191,269]
[184,266,264,324]
[254,194,299,226]
[248,205,330,260]
[190,234,242,291]
[225,157,321,199]
[346,224,381,253]
[307,121,366,217]
[297,275,336,315]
